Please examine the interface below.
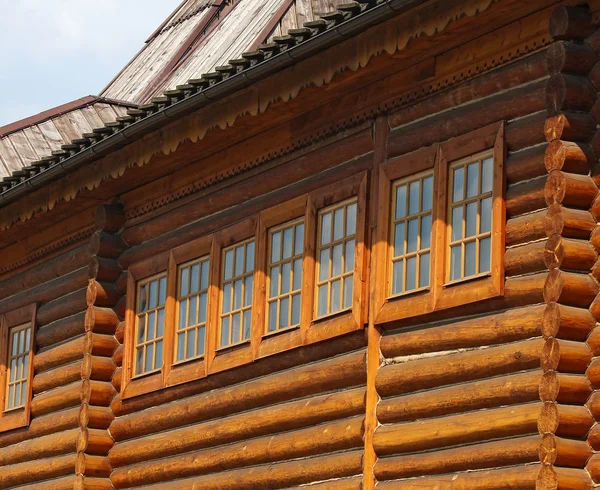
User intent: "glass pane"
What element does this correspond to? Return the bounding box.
[392,260,403,295]
[319,249,330,281]
[330,280,341,313]
[279,297,290,329]
[333,208,344,241]
[243,310,252,339]
[157,309,165,338]
[317,285,328,317]
[235,246,244,277]
[482,157,493,193]
[281,262,291,294]
[19,330,25,353]
[421,215,432,250]
[465,241,476,277]
[22,356,29,381]
[190,264,200,294]
[137,316,146,344]
[420,253,430,288]
[197,326,206,356]
[395,185,407,219]
[221,317,229,347]
[222,283,232,313]
[422,176,433,211]
[467,163,479,198]
[136,347,144,374]
[345,239,355,273]
[25,328,31,351]
[224,250,234,281]
[294,224,304,255]
[20,383,27,407]
[159,277,167,305]
[481,197,492,234]
[270,266,280,298]
[232,313,241,344]
[409,181,420,215]
[271,231,282,263]
[293,259,302,290]
[450,245,462,281]
[406,256,417,291]
[246,242,255,273]
[394,222,405,258]
[466,202,477,238]
[343,276,353,309]
[199,293,207,324]
[407,219,418,253]
[201,261,210,290]
[186,329,196,359]
[268,302,277,332]
[177,333,185,361]
[147,312,156,341]
[283,228,293,259]
[233,280,243,310]
[7,385,14,409]
[451,207,463,242]
[178,300,187,331]
[332,244,343,277]
[291,294,301,326]
[321,212,332,245]
[155,341,163,370]
[244,276,253,306]
[10,358,16,382]
[346,203,357,236]
[480,237,491,273]
[145,344,154,373]
[149,281,158,309]
[139,284,148,313]
[453,167,464,203]
[188,295,198,326]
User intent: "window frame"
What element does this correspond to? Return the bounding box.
[0,304,36,432]
[374,121,505,325]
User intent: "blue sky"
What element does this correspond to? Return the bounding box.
[0,0,182,127]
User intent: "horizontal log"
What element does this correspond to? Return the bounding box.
[82,405,114,431]
[545,171,599,209]
[83,333,119,358]
[546,41,598,76]
[541,303,596,341]
[550,5,595,41]
[76,453,112,478]
[546,73,597,114]
[112,344,123,367]
[84,379,116,407]
[380,305,546,358]
[85,306,120,335]
[0,453,76,489]
[592,224,600,251]
[81,355,115,382]
[280,477,361,490]
[111,367,122,392]
[34,336,85,374]
[543,403,595,438]
[586,452,600,483]
[114,321,125,344]
[9,475,78,490]
[36,288,88,327]
[588,423,600,450]
[36,312,86,351]
[111,416,364,488]
[95,203,125,234]
[109,387,366,467]
[128,451,363,490]
[586,357,600,388]
[78,428,114,456]
[547,338,592,373]
[89,231,126,260]
[505,144,547,185]
[377,371,541,424]
[506,176,547,217]
[543,269,598,308]
[588,291,600,321]
[89,256,122,283]
[545,140,595,174]
[506,110,547,152]
[0,428,79,466]
[375,435,541,481]
[33,360,82,394]
[376,338,546,398]
[540,433,593,467]
[110,350,366,440]
[86,280,121,308]
[539,372,593,404]
[374,403,543,456]
[585,390,600,418]
[30,381,82,418]
[587,327,600,356]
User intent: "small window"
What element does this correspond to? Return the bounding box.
[176,257,210,363]
[390,172,433,296]
[220,239,255,347]
[316,198,357,318]
[5,324,31,412]
[447,151,493,283]
[267,219,304,333]
[134,274,167,377]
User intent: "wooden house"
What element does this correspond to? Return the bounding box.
[2,0,600,487]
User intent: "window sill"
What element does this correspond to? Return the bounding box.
[122,371,162,400]
[0,407,29,433]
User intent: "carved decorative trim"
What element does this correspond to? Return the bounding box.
[126,35,550,221]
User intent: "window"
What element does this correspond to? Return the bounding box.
[176,257,210,363]
[447,152,493,283]
[134,274,167,377]
[374,121,505,324]
[219,239,255,348]
[315,198,357,318]
[267,219,304,333]
[0,305,36,432]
